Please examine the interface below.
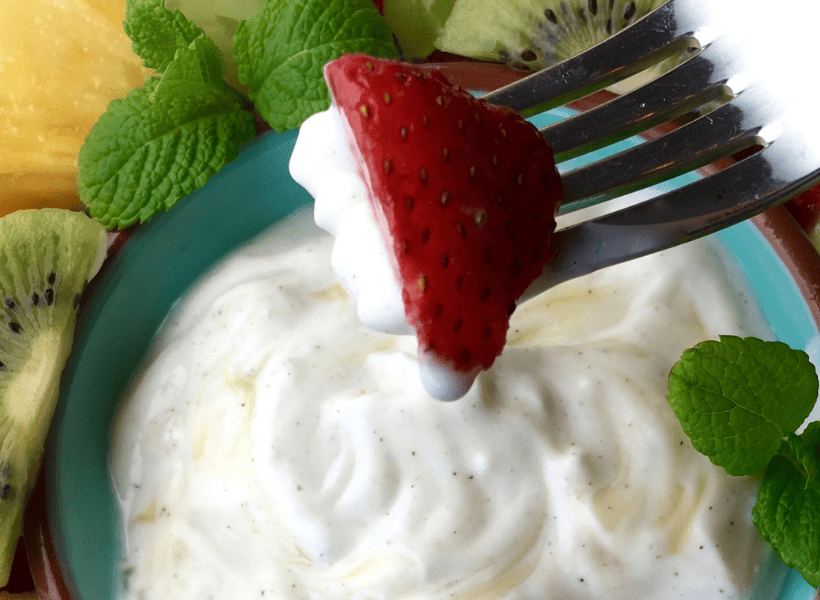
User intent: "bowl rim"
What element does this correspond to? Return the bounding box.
[23,61,820,600]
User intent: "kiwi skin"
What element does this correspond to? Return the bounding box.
[436,0,666,70]
[0,209,107,587]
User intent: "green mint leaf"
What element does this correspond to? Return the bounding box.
[78,78,255,229]
[124,0,207,71]
[753,422,820,587]
[233,0,398,131]
[778,428,819,485]
[151,35,226,101]
[667,336,818,476]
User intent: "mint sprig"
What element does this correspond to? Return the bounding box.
[668,335,820,587]
[78,20,256,230]
[233,0,398,131]
[754,422,820,587]
[80,0,399,229]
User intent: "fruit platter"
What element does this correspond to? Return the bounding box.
[3,0,820,599]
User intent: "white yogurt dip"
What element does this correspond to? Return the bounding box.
[110,208,773,600]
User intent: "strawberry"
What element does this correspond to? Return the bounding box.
[324,54,561,375]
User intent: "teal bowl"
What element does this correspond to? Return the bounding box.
[23,66,820,600]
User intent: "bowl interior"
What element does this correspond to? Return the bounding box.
[29,80,820,600]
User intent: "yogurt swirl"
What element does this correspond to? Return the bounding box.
[110,209,771,600]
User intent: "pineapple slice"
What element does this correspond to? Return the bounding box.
[0,0,152,216]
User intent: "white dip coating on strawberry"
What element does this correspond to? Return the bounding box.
[110,209,774,600]
[290,105,409,336]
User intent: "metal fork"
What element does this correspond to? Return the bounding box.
[479,0,820,300]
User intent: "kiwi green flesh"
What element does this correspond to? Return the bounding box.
[436,0,666,70]
[0,208,107,586]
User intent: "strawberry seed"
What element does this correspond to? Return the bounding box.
[417,276,427,292]
[509,259,521,278]
[441,190,451,206]
[360,105,370,118]
[453,318,463,333]
[505,220,516,240]
[384,93,392,104]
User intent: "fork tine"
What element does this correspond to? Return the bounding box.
[542,51,729,159]
[481,1,686,116]
[523,151,820,300]
[559,101,760,207]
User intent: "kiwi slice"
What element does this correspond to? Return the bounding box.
[436,0,665,70]
[0,209,107,585]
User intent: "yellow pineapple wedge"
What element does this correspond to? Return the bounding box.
[0,0,152,217]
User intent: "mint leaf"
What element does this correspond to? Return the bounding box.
[125,0,206,71]
[667,336,818,476]
[151,35,227,100]
[233,0,398,131]
[753,422,820,587]
[78,77,255,229]
[778,428,819,485]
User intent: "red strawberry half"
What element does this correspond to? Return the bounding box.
[324,54,561,381]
